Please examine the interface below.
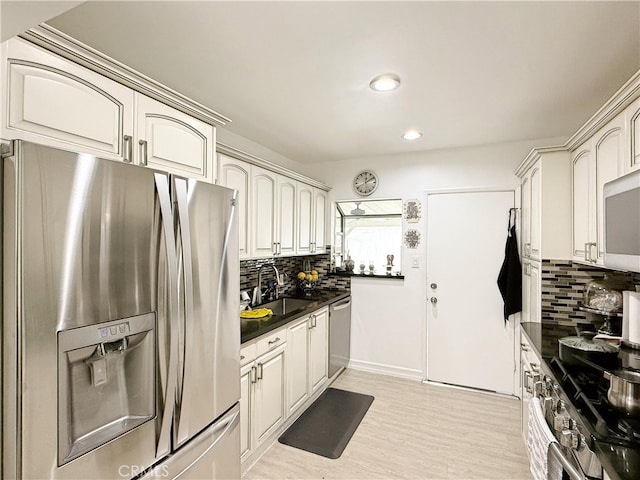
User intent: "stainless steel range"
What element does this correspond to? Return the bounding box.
[536,353,640,479]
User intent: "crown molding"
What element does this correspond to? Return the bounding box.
[19,24,230,127]
[515,145,568,177]
[217,142,331,191]
[565,69,640,151]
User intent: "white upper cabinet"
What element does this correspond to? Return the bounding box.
[2,38,133,159]
[297,182,327,255]
[571,113,624,265]
[572,144,592,262]
[297,183,314,255]
[251,166,278,258]
[521,174,531,258]
[277,176,297,256]
[529,166,541,260]
[517,149,571,262]
[135,94,215,182]
[624,97,640,173]
[313,189,327,253]
[251,167,298,258]
[220,152,329,259]
[218,154,251,258]
[2,37,220,183]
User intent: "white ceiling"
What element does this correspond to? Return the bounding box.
[8,1,640,163]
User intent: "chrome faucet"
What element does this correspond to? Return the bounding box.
[256,263,281,304]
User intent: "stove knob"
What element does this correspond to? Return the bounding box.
[560,429,580,449]
[553,413,566,431]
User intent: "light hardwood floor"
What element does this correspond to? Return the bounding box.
[243,369,533,480]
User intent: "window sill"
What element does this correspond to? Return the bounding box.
[329,271,404,280]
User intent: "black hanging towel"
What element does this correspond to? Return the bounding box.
[497,209,522,322]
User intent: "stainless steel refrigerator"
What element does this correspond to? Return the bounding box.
[1,141,240,479]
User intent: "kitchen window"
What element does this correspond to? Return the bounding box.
[335,199,402,274]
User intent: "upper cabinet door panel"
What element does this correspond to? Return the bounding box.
[277,177,297,255]
[626,98,640,173]
[219,155,251,258]
[2,39,133,158]
[297,183,313,255]
[5,62,132,158]
[136,94,214,182]
[313,189,327,253]
[529,166,541,261]
[594,122,624,262]
[572,148,591,261]
[251,167,277,257]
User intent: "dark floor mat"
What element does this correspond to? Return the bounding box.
[278,387,374,459]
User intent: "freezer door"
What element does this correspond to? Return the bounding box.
[173,177,240,447]
[3,142,160,478]
[141,404,240,480]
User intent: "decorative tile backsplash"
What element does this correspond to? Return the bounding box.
[541,260,640,325]
[239,249,350,299]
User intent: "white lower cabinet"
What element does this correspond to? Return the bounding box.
[286,318,310,415]
[254,345,286,444]
[241,306,330,469]
[285,307,329,415]
[520,332,541,440]
[308,308,329,393]
[239,361,254,462]
[240,333,286,463]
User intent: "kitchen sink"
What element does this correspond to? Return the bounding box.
[260,297,315,316]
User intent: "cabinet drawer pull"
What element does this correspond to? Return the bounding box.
[256,363,263,380]
[268,337,280,346]
[123,135,133,163]
[250,366,257,384]
[139,139,148,166]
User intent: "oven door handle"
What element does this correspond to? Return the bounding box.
[548,443,587,480]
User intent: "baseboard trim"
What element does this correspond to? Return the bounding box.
[423,379,517,399]
[347,359,423,381]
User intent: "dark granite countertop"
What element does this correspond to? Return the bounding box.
[240,290,350,345]
[521,322,640,480]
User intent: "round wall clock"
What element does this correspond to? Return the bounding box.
[353,170,379,196]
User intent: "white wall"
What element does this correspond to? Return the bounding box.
[303,137,564,380]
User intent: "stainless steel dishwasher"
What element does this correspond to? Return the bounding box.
[329,296,352,379]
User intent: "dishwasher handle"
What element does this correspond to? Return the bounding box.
[331,298,352,311]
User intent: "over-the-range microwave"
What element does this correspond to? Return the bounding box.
[604,169,640,273]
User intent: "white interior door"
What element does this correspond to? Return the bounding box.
[426,190,516,395]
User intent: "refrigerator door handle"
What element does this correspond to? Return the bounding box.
[173,176,196,444]
[155,173,181,458]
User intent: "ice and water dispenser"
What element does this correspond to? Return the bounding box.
[57,313,156,465]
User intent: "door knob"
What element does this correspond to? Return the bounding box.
[430,297,438,304]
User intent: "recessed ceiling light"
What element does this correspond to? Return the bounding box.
[402,130,422,141]
[369,73,401,92]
